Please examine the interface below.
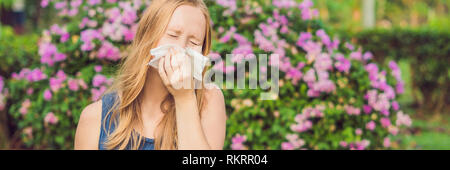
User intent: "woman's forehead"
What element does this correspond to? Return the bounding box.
[167,5,206,40]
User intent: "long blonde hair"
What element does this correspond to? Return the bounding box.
[101,0,212,150]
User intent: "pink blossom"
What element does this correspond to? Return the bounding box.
[388,126,399,136]
[383,137,391,148]
[121,7,138,25]
[97,41,121,61]
[314,53,332,71]
[363,52,373,60]
[366,90,391,112]
[219,26,236,43]
[88,0,101,6]
[380,117,391,128]
[303,69,316,83]
[44,112,59,125]
[54,1,67,9]
[68,79,79,91]
[60,33,70,42]
[19,99,31,115]
[366,121,376,131]
[122,26,135,42]
[215,0,237,16]
[91,86,107,101]
[299,0,313,10]
[94,65,103,72]
[355,128,362,135]
[78,79,88,90]
[350,51,362,61]
[345,42,354,51]
[396,81,405,94]
[80,29,103,51]
[285,133,306,149]
[49,77,63,92]
[272,0,298,8]
[286,68,303,85]
[396,111,412,127]
[41,0,49,7]
[335,53,351,73]
[27,68,48,82]
[56,70,67,81]
[296,32,312,47]
[92,74,108,87]
[26,88,34,95]
[231,134,247,150]
[392,101,399,111]
[43,89,52,101]
[281,142,294,150]
[71,0,82,8]
[363,105,372,114]
[345,105,361,116]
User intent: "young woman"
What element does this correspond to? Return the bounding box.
[74,0,226,150]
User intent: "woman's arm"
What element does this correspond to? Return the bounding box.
[174,86,226,150]
[74,100,102,150]
[158,48,226,150]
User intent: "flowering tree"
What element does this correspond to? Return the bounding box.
[3,0,411,150]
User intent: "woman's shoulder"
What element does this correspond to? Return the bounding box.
[201,83,225,116]
[74,100,102,149]
[203,83,224,101]
[80,100,102,123]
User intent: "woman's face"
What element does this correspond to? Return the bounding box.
[156,5,206,53]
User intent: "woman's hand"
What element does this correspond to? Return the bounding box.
[158,47,195,99]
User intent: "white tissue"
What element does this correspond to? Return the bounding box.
[148,44,209,82]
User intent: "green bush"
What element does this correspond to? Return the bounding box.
[352,29,450,114]
[0,25,39,78]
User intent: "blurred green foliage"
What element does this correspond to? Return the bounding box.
[351,28,449,114]
[0,25,39,78]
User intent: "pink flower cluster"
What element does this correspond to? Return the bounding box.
[345,105,361,116]
[290,105,324,133]
[50,24,70,42]
[91,74,113,101]
[80,29,104,51]
[215,0,237,16]
[339,139,370,150]
[298,0,319,20]
[365,90,391,116]
[231,134,247,150]
[39,42,67,66]
[272,0,298,9]
[334,53,351,73]
[388,61,405,94]
[316,29,339,52]
[12,68,47,82]
[365,63,397,101]
[49,70,67,92]
[97,41,121,61]
[44,112,59,125]
[366,121,376,131]
[281,134,305,150]
[19,99,31,116]
[396,111,412,127]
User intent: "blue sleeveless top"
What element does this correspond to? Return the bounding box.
[99,92,155,150]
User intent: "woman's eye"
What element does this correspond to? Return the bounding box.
[168,34,178,38]
[190,41,199,46]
